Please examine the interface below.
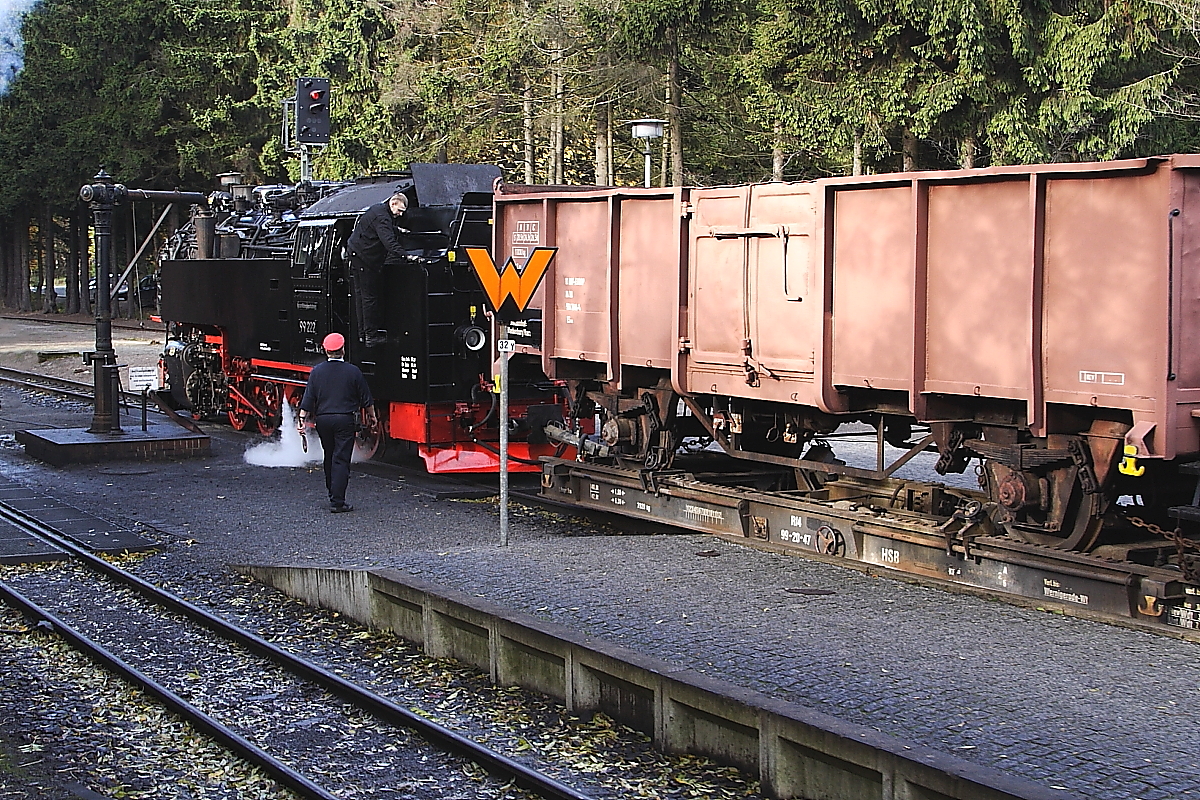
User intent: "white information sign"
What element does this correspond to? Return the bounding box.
[127,366,159,392]
[497,339,516,353]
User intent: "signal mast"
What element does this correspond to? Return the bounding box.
[282,77,330,182]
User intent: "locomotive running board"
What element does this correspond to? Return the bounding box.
[538,459,1200,639]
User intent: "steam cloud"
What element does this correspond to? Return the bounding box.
[244,403,324,468]
[0,0,37,95]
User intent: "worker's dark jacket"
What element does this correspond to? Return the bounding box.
[299,359,373,417]
[346,201,405,268]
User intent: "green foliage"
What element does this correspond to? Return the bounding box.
[0,0,1194,218]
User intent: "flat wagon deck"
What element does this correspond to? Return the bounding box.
[539,455,1200,636]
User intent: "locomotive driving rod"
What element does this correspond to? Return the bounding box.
[79,169,208,434]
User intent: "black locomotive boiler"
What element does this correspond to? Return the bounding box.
[158,164,565,472]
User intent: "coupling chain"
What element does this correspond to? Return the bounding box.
[1129,515,1200,583]
[1127,515,1178,540]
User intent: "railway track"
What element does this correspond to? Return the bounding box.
[0,500,594,800]
[6,351,1199,645]
[0,365,148,407]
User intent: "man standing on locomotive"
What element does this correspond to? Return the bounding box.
[347,189,410,348]
[297,332,377,513]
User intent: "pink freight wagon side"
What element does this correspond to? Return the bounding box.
[493,156,1200,550]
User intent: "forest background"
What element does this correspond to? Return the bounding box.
[1,0,1199,313]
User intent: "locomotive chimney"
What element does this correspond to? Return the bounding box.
[193,209,216,259]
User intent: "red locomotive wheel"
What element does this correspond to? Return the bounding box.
[251,381,282,437]
[354,414,386,462]
[228,409,251,431]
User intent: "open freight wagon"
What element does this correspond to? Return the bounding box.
[495,155,1200,631]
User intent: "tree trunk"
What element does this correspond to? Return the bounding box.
[523,78,535,184]
[853,131,863,176]
[4,218,16,310]
[42,206,57,313]
[79,209,91,317]
[593,102,610,185]
[123,205,135,318]
[772,119,785,181]
[667,49,683,186]
[902,128,918,172]
[66,211,80,314]
[606,106,613,186]
[960,132,977,169]
[0,218,8,308]
[551,48,564,183]
[0,218,9,309]
[130,203,141,320]
[660,130,669,188]
[32,214,44,311]
[16,208,31,312]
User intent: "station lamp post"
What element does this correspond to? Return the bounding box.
[629,119,666,188]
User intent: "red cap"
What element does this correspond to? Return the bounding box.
[322,332,345,351]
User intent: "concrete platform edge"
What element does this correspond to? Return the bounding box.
[235,563,1080,800]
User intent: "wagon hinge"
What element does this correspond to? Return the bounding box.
[680,201,694,218]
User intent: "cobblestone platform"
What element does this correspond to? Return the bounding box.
[0,382,1196,800]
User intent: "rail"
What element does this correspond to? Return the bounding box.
[0,500,594,800]
[0,365,148,407]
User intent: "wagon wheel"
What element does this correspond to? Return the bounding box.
[354,413,387,462]
[251,381,282,437]
[1056,491,1106,551]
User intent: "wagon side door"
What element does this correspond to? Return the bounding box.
[681,186,752,397]
[745,183,819,403]
[680,184,820,405]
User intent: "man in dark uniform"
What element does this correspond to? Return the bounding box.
[297,332,377,513]
[347,190,409,348]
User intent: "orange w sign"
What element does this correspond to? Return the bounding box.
[464,247,556,322]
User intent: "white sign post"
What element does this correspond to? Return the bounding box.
[498,332,515,545]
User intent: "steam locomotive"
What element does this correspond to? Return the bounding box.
[157,164,566,472]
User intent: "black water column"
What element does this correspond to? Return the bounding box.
[79,172,209,434]
[80,169,122,434]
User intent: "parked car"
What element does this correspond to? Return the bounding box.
[89,274,157,308]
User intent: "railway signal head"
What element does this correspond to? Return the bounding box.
[296,77,331,145]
